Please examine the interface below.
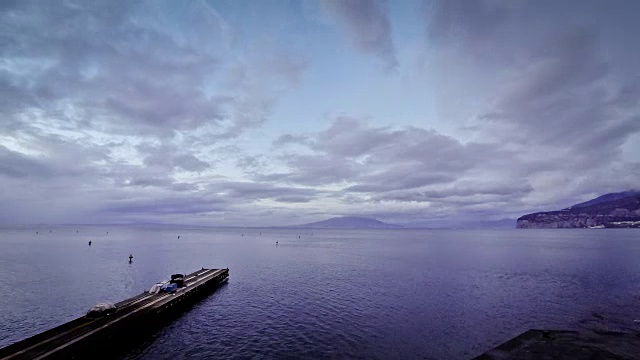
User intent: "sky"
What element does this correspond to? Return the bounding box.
[0,0,639,226]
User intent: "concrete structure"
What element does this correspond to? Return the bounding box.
[474,329,640,359]
[0,268,229,360]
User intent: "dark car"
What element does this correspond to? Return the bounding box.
[85,303,116,319]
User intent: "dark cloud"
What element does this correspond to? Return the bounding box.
[272,134,310,147]
[421,0,640,213]
[273,196,313,203]
[309,117,496,174]
[373,182,533,203]
[0,130,112,181]
[612,78,640,109]
[0,1,222,135]
[266,118,504,193]
[101,196,226,215]
[0,146,52,178]
[123,177,196,192]
[174,155,210,172]
[312,116,399,157]
[425,0,517,44]
[0,0,304,140]
[321,0,397,71]
[258,117,514,218]
[464,24,640,186]
[479,27,614,147]
[216,95,276,139]
[236,155,266,171]
[137,143,210,173]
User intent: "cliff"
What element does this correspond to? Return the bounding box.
[517,191,640,228]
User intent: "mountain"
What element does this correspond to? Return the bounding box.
[517,191,640,228]
[568,190,640,209]
[293,216,402,229]
[399,218,516,229]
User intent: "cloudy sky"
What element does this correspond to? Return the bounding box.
[1,0,639,226]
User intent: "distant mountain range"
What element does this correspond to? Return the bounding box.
[291,216,402,229]
[290,216,518,229]
[518,190,640,228]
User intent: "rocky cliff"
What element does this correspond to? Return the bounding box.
[517,191,640,228]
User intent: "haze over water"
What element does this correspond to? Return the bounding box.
[1,226,640,359]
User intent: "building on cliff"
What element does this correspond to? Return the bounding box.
[517,191,640,229]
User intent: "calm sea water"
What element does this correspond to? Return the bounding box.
[1,226,640,359]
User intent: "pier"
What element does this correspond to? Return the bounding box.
[0,268,229,360]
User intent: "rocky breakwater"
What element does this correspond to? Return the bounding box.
[517,191,640,229]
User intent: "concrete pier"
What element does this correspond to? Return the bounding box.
[0,268,229,360]
[473,329,640,359]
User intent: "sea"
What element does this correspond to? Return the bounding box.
[1,226,640,359]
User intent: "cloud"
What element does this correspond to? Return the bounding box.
[212,181,320,203]
[273,196,314,203]
[425,0,516,44]
[0,1,318,225]
[0,0,305,140]
[257,95,638,222]
[260,117,506,201]
[1,1,219,134]
[346,171,455,192]
[466,25,640,177]
[321,0,397,71]
[0,146,52,178]
[372,181,533,204]
[422,0,640,215]
[235,155,266,172]
[101,195,227,216]
[1,1,639,226]
[137,143,210,173]
[478,28,612,146]
[272,134,310,147]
